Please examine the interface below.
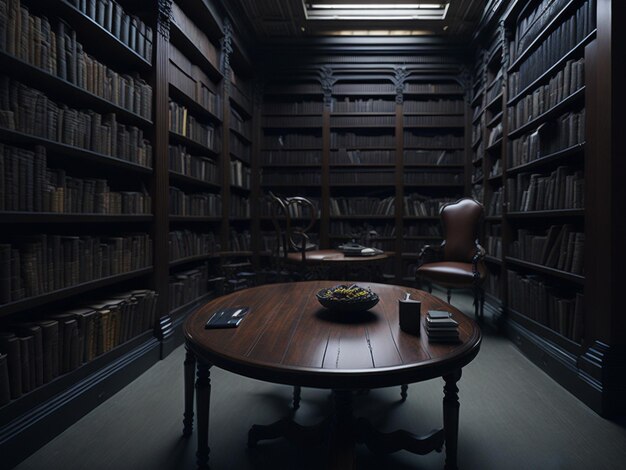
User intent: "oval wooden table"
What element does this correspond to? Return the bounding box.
[183,281,481,469]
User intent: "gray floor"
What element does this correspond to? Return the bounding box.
[15,289,626,470]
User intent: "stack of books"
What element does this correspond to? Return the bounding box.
[425,310,460,342]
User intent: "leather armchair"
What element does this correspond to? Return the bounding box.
[416,198,487,319]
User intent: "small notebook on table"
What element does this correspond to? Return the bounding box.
[205,306,250,329]
[426,310,460,342]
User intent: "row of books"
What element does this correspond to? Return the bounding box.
[0,233,152,303]
[230,109,251,140]
[329,197,395,217]
[67,0,153,62]
[485,236,502,260]
[508,109,585,168]
[169,187,221,217]
[169,101,218,151]
[264,115,320,128]
[169,230,219,262]
[330,132,394,148]
[472,123,482,146]
[474,140,485,162]
[262,170,321,186]
[230,133,251,162]
[230,194,250,218]
[489,160,502,178]
[508,58,585,131]
[169,264,210,312]
[261,150,320,166]
[404,99,464,114]
[405,150,464,165]
[506,168,584,212]
[509,225,584,275]
[488,122,503,146]
[0,77,152,166]
[0,1,153,118]
[404,115,464,127]
[0,143,150,214]
[332,83,462,95]
[0,288,157,403]
[169,44,222,119]
[472,166,483,183]
[329,170,394,185]
[484,270,500,298]
[404,170,462,185]
[508,0,596,93]
[472,184,484,205]
[507,270,584,342]
[488,187,503,216]
[168,145,218,185]
[512,0,586,63]
[404,195,456,217]
[486,73,504,103]
[262,133,322,149]
[331,98,395,113]
[331,115,394,127]
[331,149,393,165]
[229,229,251,252]
[264,100,323,115]
[404,133,464,148]
[329,222,396,238]
[230,159,250,189]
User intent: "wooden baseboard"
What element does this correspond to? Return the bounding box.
[504,318,618,417]
[0,336,160,469]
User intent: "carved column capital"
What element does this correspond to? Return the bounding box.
[393,66,408,104]
[319,66,336,108]
[157,0,173,40]
[221,17,234,94]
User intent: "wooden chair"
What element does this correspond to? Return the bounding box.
[416,198,487,320]
[268,192,342,280]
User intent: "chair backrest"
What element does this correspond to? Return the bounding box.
[440,198,484,263]
[268,192,318,262]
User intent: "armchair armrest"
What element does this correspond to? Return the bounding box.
[471,241,486,281]
[418,244,444,266]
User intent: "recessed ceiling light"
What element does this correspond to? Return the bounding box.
[304,2,450,20]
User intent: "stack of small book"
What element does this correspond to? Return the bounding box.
[425,310,459,342]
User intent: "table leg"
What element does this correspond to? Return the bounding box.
[195,360,212,469]
[183,345,196,437]
[328,390,355,470]
[443,369,462,470]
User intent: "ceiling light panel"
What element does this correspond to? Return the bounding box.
[305,2,450,20]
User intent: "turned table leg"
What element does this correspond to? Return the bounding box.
[183,345,196,437]
[195,360,212,469]
[328,390,356,470]
[443,369,462,470]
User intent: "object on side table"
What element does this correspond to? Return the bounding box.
[425,310,459,342]
[399,292,421,335]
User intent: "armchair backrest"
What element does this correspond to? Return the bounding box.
[440,198,484,263]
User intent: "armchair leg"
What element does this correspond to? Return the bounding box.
[428,283,433,294]
[480,289,485,319]
[447,289,451,304]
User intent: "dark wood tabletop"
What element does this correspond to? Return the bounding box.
[184,281,481,390]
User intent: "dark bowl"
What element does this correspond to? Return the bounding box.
[316,288,379,312]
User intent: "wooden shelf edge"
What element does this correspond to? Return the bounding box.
[505,257,585,285]
[0,267,153,317]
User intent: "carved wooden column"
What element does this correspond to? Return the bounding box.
[393,66,407,281]
[220,19,234,250]
[319,66,335,249]
[154,0,174,357]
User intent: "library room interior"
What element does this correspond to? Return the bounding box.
[1,0,625,469]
